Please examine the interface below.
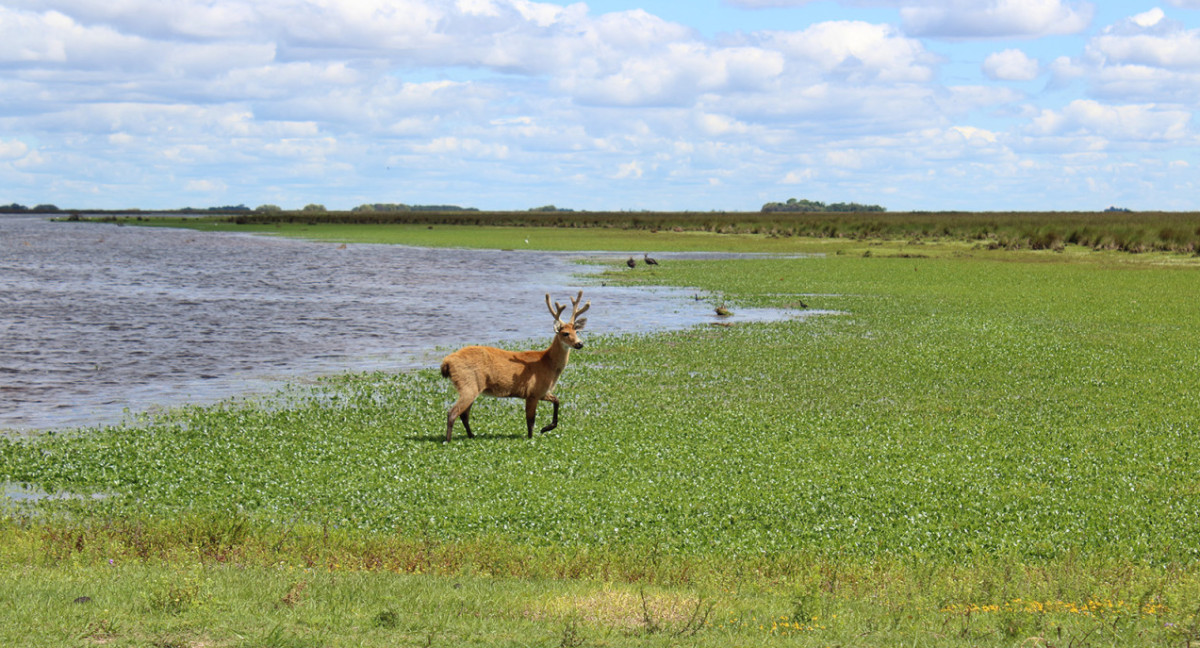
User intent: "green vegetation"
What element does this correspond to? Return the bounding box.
[92,209,1200,254]
[4,220,1200,645]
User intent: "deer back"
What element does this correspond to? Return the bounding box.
[440,345,557,400]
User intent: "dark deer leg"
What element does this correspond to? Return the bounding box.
[446,394,477,442]
[525,398,539,438]
[539,395,560,433]
[460,404,473,438]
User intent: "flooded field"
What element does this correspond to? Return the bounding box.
[1,216,819,430]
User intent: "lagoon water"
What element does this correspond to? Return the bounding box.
[1,215,814,431]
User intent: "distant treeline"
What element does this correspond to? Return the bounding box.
[761,198,886,213]
[214,210,1200,254]
[2,202,62,213]
[350,203,479,213]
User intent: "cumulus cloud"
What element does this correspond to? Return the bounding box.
[901,0,1095,38]
[0,139,31,160]
[561,43,785,106]
[614,160,644,179]
[1,0,1196,211]
[1088,10,1200,69]
[1027,100,1192,142]
[753,21,936,82]
[781,168,816,183]
[1041,8,1200,104]
[983,49,1041,81]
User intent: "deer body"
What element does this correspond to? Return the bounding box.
[439,291,589,442]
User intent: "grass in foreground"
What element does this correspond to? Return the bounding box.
[4,224,1200,645]
[4,521,1200,647]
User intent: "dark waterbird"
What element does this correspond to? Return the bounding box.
[644,253,659,266]
[626,257,636,269]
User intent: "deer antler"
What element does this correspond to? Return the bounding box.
[569,290,590,323]
[546,291,590,324]
[546,293,567,322]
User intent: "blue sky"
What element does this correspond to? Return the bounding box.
[1,0,1198,211]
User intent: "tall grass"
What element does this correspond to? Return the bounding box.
[106,210,1200,254]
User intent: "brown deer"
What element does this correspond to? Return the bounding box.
[439,290,590,442]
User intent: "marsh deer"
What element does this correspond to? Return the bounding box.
[439,290,589,442]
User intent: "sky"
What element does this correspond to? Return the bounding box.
[1,0,1198,212]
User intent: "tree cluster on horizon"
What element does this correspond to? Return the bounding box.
[351,203,479,213]
[762,198,886,213]
[1,203,61,213]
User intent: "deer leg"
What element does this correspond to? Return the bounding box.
[539,394,560,433]
[446,393,477,443]
[460,404,474,438]
[525,398,539,438]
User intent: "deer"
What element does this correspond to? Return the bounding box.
[439,290,589,442]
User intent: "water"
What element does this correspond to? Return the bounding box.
[1,215,823,431]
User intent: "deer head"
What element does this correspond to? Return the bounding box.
[545,290,589,349]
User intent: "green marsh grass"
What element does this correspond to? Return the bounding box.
[109,209,1200,254]
[4,225,1200,645]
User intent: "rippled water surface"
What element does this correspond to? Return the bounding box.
[1,216,818,430]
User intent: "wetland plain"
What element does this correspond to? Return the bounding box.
[3,213,1200,646]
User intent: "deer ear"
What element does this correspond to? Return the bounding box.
[554,320,565,332]
[574,317,587,330]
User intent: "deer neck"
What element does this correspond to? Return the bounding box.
[544,336,572,373]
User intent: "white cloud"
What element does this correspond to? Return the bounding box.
[1043,10,1200,103]
[614,160,644,179]
[755,21,936,83]
[950,126,999,145]
[210,62,361,100]
[0,139,31,160]
[696,113,750,136]
[262,138,339,160]
[412,136,510,159]
[901,0,1095,39]
[0,7,138,64]
[983,49,1041,81]
[1087,14,1200,69]
[1,0,1196,211]
[1131,8,1166,28]
[560,41,784,106]
[185,179,227,192]
[826,149,866,169]
[781,168,815,183]
[1026,100,1193,142]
